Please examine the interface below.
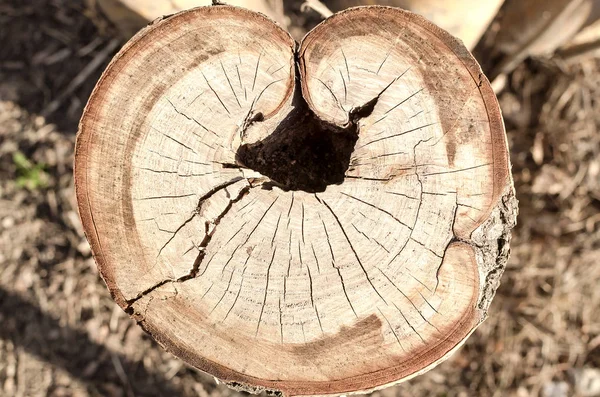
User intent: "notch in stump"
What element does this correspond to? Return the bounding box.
[75,5,517,396]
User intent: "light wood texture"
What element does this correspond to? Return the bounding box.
[75,6,516,396]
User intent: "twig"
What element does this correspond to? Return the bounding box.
[42,38,120,117]
[300,0,333,19]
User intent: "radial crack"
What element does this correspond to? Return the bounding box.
[394,302,425,343]
[125,180,252,309]
[378,307,406,351]
[320,198,387,304]
[341,192,412,230]
[201,71,231,114]
[166,99,219,137]
[256,247,277,336]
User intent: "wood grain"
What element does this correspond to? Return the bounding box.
[75,6,517,396]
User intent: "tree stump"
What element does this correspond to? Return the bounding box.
[75,6,517,395]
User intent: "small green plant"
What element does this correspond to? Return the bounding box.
[13,151,49,190]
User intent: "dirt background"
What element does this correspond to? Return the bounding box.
[1,0,600,396]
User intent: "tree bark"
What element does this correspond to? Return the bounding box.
[75,5,517,396]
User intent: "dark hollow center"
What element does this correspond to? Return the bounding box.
[235,91,376,193]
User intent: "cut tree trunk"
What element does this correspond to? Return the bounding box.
[75,5,517,396]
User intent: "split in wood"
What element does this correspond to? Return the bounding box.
[75,5,517,396]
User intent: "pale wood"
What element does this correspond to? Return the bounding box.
[75,5,516,396]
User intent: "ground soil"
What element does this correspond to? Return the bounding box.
[1,1,599,396]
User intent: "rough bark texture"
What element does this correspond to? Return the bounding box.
[75,6,517,396]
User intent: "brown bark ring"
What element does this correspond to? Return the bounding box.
[75,5,517,396]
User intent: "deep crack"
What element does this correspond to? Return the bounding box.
[125,180,252,309]
[234,67,388,193]
[236,100,360,193]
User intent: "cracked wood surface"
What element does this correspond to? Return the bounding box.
[74,5,517,396]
